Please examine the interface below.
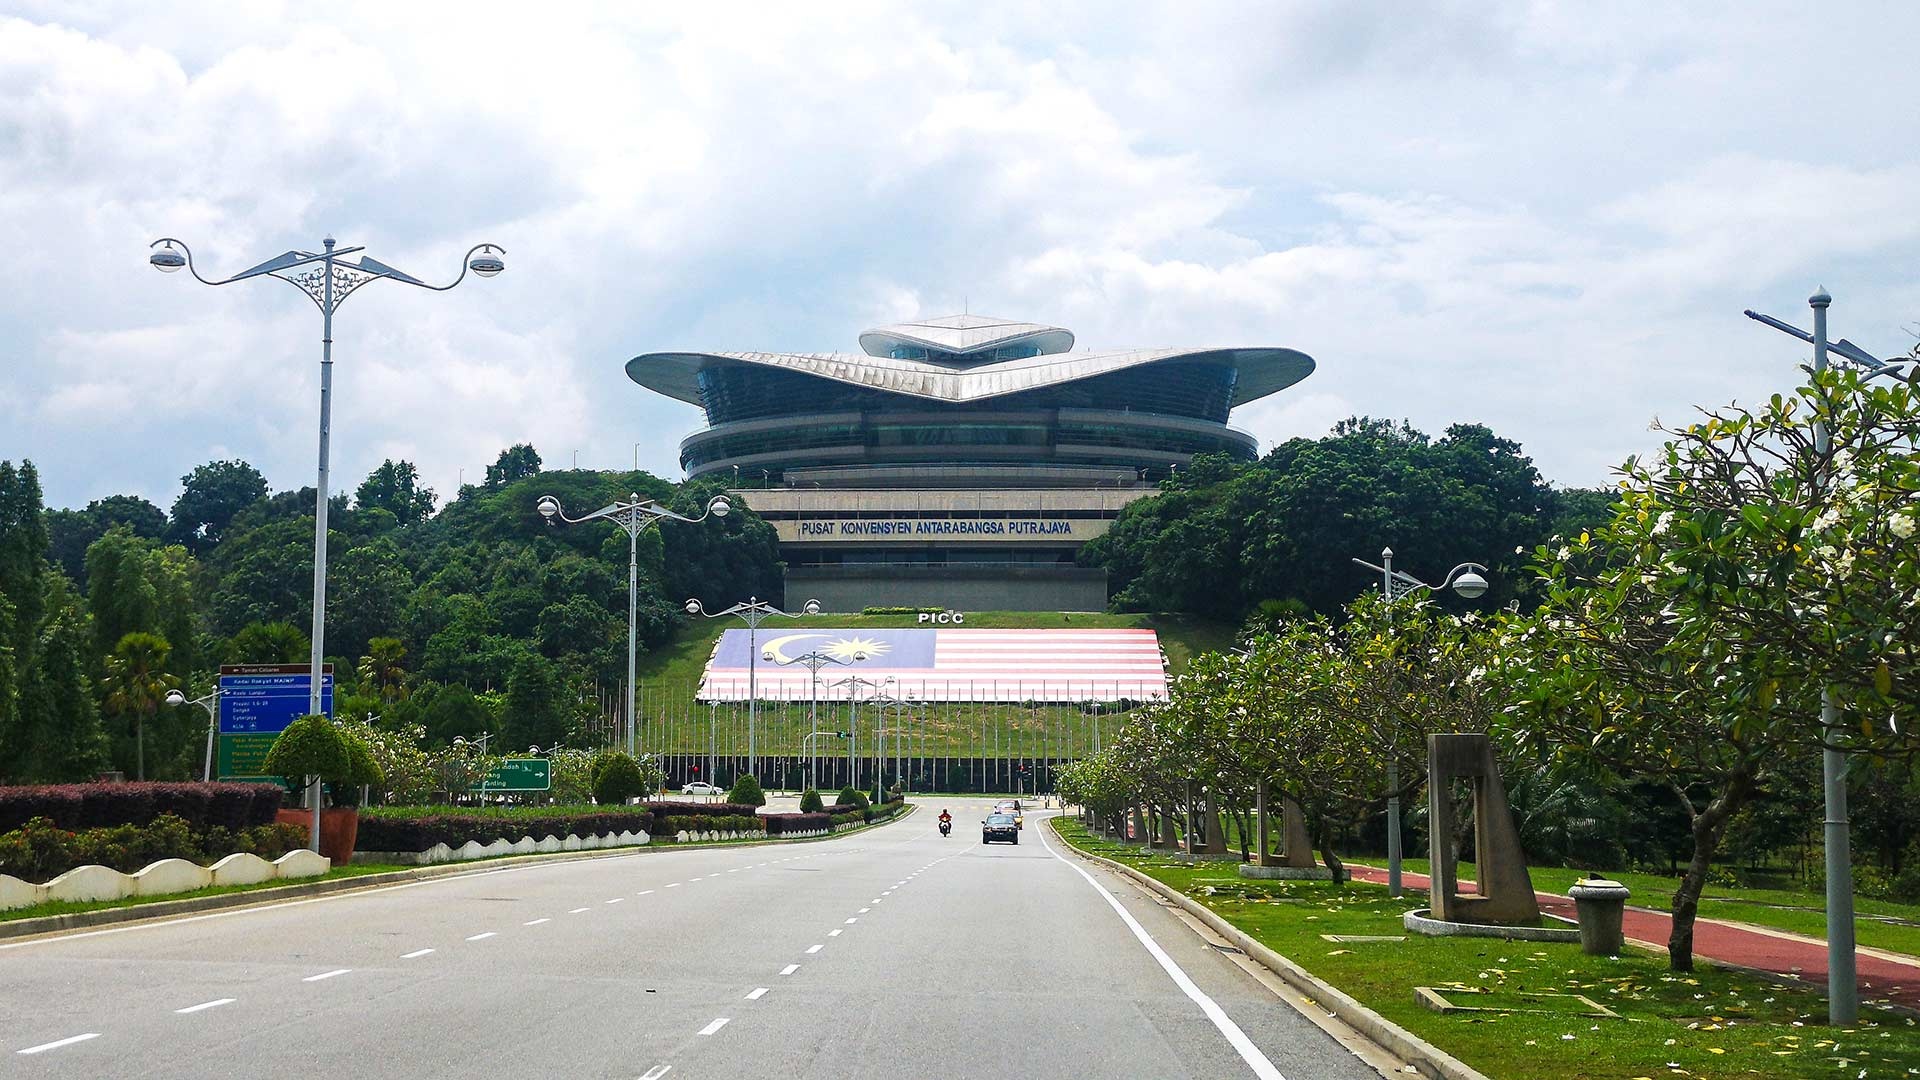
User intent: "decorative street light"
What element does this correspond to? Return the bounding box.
[151,235,503,848]
[684,596,823,784]
[768,648,865,788]
[1745,290,1912,1025]
[164,688,219,782]
[537,492,729,758]
[1350,547,1491,898]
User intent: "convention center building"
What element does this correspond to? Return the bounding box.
[626,314,1315,611]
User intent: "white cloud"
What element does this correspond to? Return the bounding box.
[2,2,1918,510]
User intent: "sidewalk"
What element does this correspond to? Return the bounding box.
[1345,863,1920,1010]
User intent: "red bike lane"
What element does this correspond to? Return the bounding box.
[1344,863,1920,1011]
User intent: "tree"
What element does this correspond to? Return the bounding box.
[357,637,409,703]
[45,494,168,583]
[6,576,109,782]
[262,715,352,825]
[327,538,410,660]
[85,527,196,672]
[592,751,647,805]
[727,774,766,808]
[227,621,311,665]
[168,460,268,553]
[355,460,437,527]
[99,631,179,781]
[484,444,542,488]
[502,652,567,750]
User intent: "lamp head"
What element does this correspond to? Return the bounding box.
[165,689,187,706]
[1452,570,1490,600]
[802,599,821,615]
[469,246,505,278]
[535,495,559,521]
[684,598,702,615]
[709,496,730,518]
[761,649,774,662]
[149,244,185,273]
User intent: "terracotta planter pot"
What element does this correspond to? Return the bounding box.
[274,806,359,865]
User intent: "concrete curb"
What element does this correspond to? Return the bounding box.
[0,804,916,942]
[1051,820,1493,1080]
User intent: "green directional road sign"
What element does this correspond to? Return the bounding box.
[471,758,551,793]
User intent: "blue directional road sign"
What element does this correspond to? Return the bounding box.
[217,664,335,734]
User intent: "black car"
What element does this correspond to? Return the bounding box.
[982,812,1020,845]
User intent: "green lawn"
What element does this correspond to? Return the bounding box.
[630,610,1234,757]
[1054,819,1920,1080]
[1352,855,1920,960]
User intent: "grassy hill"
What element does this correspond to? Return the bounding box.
[628,611,1232,760]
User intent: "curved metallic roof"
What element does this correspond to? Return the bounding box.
[625,345,1315,408]
[856,314,1074,359]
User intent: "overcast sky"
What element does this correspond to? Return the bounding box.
[4,2,1917,510]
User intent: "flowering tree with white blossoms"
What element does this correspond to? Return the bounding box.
[1497,367,1920,971]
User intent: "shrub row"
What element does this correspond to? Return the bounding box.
[0,814,308,881]
[357,809,656,852]
[657,815,764,837]
[764,812,832,836]
[0,783,284,834]
[641,800,761,819]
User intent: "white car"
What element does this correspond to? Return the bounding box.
[680,781,722,796]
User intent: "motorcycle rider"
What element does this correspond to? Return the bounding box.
[938,808,952,835]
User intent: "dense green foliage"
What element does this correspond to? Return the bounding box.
[798,787,823,813]
[1081,420,1612,620]
[0,813,307,881]
[725,774,765,807]
[262,715,352,783]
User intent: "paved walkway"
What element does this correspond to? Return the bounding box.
[1344,863,1920,1011]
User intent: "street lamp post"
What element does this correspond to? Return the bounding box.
[833,675,892,804]
[165,688,219,782]
[151,235,503,848]
[1744,289,1912,1024]
[1349,548,1490,898]
[768,648,864,787]
[684,596,823,786]
[537,493,730,758]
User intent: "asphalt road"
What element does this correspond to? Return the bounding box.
[2,799,1385,1079]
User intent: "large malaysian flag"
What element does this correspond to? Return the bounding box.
[694,628,1168,704]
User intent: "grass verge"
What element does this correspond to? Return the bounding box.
[1053,818,1920,1080]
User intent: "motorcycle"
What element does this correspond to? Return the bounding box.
[938,819,952,837]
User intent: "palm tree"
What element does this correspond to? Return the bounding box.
[101,631,179,780]
[356,637,409,703]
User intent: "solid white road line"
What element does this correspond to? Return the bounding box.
[17,1033,100,1055]
[525,918,551,926]
[779,964,799,975]
[806,944,823,954]
[697,1018,730,1036]
[174,999,234,1014]
[303,968,351,982]
[401,948,435,959]
[1036,819,1286,1080]
[746,987,769,1000]
[466,932,497,941]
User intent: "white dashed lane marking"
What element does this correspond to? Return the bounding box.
[746,987,769,1000]
[779,964,799,976]
[641,1065,673,1079]
[17,1033,100,1055]
[303,968,351,982]
[174,999,233,1014]
[569,907,589,914]
[401,948,435,959]
[697,1018,730,1036]
[524,918,550,926]
[466,932,496,941]
[829,929,843,937]
[806,944,823,954]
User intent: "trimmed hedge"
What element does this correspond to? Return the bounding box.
[357,802,766,851]
[764,812,832,836]
[0,783,283,834]
[0,814,308,881]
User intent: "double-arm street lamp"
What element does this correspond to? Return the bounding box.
[152,236,503,847]
[165,688,219,782]
[1350,547,1491,898]
[1745,290,1913,1024]
[683,596,823,784]
[833,675,893,804]
[768,648,866,788]
[537,493,730,758]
